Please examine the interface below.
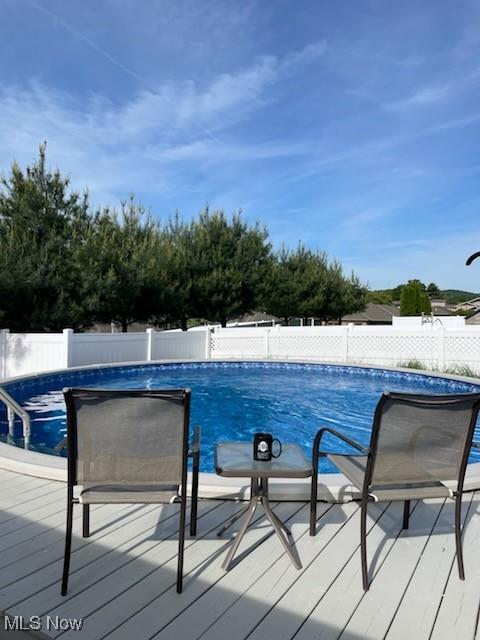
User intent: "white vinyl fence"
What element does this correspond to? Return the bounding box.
[1,324,480,380]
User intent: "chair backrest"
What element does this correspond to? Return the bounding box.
[63,388,191,487]
[366,392,480,491]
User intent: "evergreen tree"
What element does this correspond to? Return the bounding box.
[193,209,272,327]
[158,215,198,331]
[264,245,326,324]
[0,144,92,330]
[85,199,165,332]
[400,280,430,316]
[426,282,441,298]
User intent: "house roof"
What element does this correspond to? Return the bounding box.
[466,308,480,319]
[341,303,400,323]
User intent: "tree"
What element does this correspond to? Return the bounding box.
[193,209,272,327]
[426,282,441,298]
[421,291,432,314]
[366,290,393,304]
[400,280,431,316]
[326,265,367,322]
[264,245,327,324]
[158,215,198,331]
[0,144,92,331]
[85,199,166,332]
[265,247,366,324]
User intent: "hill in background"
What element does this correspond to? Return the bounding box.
[368,288,480,305]
[440,290,480,304]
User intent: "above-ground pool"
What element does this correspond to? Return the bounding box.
[2,361,480,473]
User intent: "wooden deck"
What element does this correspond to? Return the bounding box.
[1,468,480,640]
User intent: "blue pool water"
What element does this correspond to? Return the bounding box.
[2,362,480,473]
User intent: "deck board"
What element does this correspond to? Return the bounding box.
[429,493,480,640]
[1,469,480,640]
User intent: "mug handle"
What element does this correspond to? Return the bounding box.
[271,438,282,459]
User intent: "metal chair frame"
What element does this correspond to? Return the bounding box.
[310,391,480,590]
[61,387,200,596]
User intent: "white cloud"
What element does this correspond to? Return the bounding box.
[384,84,452,112]
[0,41,326,204]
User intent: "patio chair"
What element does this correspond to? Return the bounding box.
[61,387,200,596]
[310,391,480,590]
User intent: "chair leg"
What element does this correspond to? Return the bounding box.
[361,499,369,591]
[402,500,410,530]
[177,492,187,593]
[82,504,90,538]
[190,454,199,537]
[455,493,465,580]
[61,495,74,596]
[310,466,318,536]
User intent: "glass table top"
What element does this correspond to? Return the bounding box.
[215,442,312,478]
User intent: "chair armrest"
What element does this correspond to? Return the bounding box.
[471,440,480,450]
[313,427,369,455]
[188,425,201,457]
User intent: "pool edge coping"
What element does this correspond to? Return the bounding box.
[2,358,480,502]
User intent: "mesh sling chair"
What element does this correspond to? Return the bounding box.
[61,387,200,596]
[310,391,480,591]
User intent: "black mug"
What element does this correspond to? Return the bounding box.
[253,432,282,461]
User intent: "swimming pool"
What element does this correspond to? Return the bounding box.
[2,361,480,473]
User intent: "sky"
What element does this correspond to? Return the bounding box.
[1,0,480,291]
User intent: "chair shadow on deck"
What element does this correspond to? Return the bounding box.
[356,494,480,589]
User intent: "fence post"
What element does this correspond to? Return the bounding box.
[343,324,352,363]
[204,327,212,360]
[264,328,271,359]
[63,329,73,368]
[146,328,154,361]
[0,328,9,380]
[436,325,446,371]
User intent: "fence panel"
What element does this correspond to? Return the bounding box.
[268,326,346,361]
[152,329,208,360]
[70,333,147,366]
[211,328,267,359]
[444,328,480,373]
[3,333,66,378]
[1,326,480,381]
[347,326,439,368]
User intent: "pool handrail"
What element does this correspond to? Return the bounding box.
[0,385,30,448]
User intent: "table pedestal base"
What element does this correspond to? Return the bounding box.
[217,477,302,571]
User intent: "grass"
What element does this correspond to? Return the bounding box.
[397,360,480,379]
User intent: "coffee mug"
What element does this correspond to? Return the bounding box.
[253,432,282,461]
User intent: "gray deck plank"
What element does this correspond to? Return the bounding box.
[58,500,289,640]
[3,500,218,620]
[385,493,474,640]
[50,501,278,640]
[0,486,65,526]
[337,498,447,640]
[429,493,480,640]
[0,504,157,586]
[179,502,357,640]
[98,502,303,640]
[231,502,397,640]
[0,467,479,640]
[0,504,108,555]
[290,502,407,640]
[150,502,322,640]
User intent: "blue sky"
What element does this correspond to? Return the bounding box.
[1,0,480,290]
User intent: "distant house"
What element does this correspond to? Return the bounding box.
[454,297,480,313]
[227,312,278,327]
[341,303,400,325]
[466,308,480,325]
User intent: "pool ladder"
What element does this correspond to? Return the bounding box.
[0,386,31,448]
